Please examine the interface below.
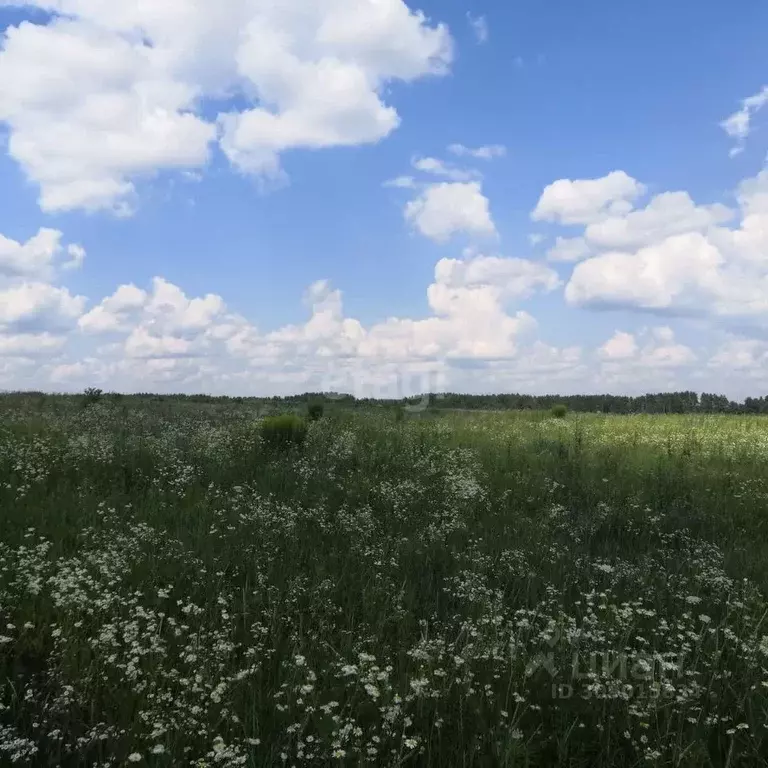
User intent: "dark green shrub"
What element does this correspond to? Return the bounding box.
[260,414,308,451]
[82,387,103,407]
[551,404,568,419]
[307,401,324,421]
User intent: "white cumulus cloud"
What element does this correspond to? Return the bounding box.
[598,331,638,361]
[404,181,497,241]
[0,282,86,332]
[565,232,724,311]
[79,277,233,360]
[0,0,453,212]
[532,171,645,225]
[0,228,85,279]
[564,169,768,320]
[582,192,733,251]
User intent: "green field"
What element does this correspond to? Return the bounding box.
[2,395,768,766]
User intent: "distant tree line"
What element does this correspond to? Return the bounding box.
[3,389,768,415]
[331,390,768,414]
[422,391,768,414]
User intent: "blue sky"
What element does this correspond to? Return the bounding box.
[0,0,767,397]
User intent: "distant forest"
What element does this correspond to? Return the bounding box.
[364,391,768,414]
[243,390,768,414]
[6,389,766,415]
[417,391,767,414]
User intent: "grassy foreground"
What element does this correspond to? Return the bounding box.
[2,397,768,766]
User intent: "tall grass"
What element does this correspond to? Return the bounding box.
[1,398,768,765]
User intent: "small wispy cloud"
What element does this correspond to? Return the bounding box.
[383,176,417,189]
[467,13,489,44]
[447,143,507,161]
[721,85,768,157]
[412,156,481,182]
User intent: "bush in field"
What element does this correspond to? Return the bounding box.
[307,401,325,421]
[260,414,308,451]
[82,387,103,407]
[551,403,568,419]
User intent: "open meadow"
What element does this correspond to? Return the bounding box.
[2,394,768,767]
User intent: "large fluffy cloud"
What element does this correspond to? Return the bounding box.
[582,192,733,251]
[543,168,768,322]
[79,277,235,358]
[0,18,217,213]
[358,253,556,362]
[219,3,451,176]
[543,190,732,263]
[0,0,452,212]
[565,232,725,311]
